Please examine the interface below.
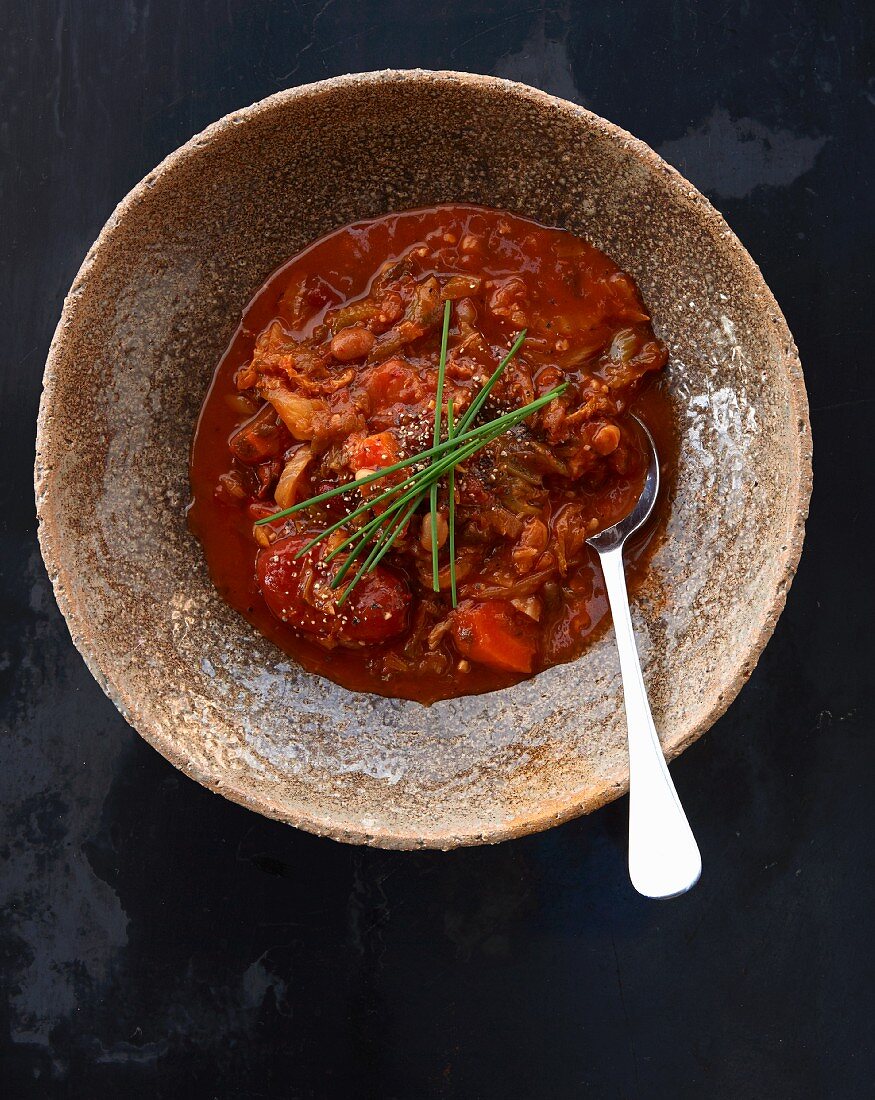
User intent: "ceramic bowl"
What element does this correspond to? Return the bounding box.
[35,71,811,848]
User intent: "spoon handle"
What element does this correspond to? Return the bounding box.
[598,545,702,899]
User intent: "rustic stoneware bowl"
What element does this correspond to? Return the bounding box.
[35,71,811,848]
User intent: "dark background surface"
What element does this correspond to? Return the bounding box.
[1,1,872,1097]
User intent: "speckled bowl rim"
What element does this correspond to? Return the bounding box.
[35,70,812,848]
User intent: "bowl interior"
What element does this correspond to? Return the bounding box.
[35,72,810,847]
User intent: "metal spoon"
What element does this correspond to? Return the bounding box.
[586,416,702,899]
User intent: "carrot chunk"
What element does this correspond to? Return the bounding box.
[450,600,538,674]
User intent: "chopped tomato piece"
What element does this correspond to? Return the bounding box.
[347,430,401,473]
[346,430,404,501]
[363,357,423,409]
[450,600,539,673]
[228,404,292,464]
[256,535,409,646]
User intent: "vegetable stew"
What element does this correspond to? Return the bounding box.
[188,205,676,702]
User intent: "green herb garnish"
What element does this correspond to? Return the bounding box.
[447,396,457,607]
[256,304,567,606]
[430,300,452,592]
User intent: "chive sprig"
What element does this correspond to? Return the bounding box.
[255,301,567,606]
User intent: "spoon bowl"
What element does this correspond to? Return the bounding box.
[587,416,660,555]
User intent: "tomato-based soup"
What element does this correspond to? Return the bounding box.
[188,205,676,703]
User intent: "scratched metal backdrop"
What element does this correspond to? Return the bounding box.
[2,2,872,1096]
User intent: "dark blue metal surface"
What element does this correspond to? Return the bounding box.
[2,2,873,1095]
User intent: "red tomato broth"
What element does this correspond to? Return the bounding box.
[188,204,677,703]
